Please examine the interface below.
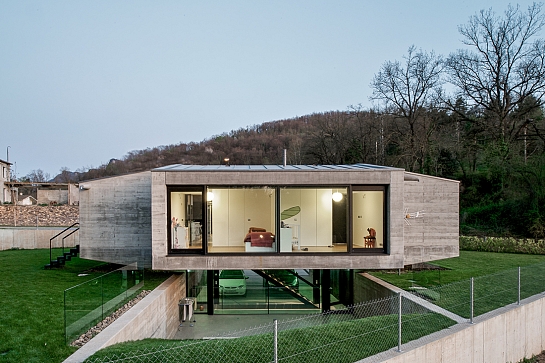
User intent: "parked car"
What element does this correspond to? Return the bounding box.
[219,270,248,296]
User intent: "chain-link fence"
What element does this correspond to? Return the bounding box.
[83,262,545,363]
[83,295,454,363]
[65,265,144,343]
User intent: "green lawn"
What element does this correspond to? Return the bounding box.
[0,248,170,363]
[369,250,545,289]
[4,249,545,363]
[84,313,455,363]
[370,251,545,318]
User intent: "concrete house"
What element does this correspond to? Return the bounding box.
[0,159,12,204]
[79,164,459,313]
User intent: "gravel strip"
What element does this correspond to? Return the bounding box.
[70,290,151,347]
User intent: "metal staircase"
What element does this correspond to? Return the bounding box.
[44,222,80,269]
[253,269,320,308]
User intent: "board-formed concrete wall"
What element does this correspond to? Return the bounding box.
[0,227,78,250]
[403,173,459,265]
[79,172,152,268]
[38,189,68,205]
[152,168,408,270]
[359,293,545,363]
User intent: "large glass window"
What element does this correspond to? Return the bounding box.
[352,188,385,251]
[279,188,348,253]
[169,189,204,252]
[168,185,386,255]
[207,187,276,253]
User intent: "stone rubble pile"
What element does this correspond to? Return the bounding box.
[70,290,151,348]
[0,205,78,226]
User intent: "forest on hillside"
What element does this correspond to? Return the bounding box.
[23,3,545,239]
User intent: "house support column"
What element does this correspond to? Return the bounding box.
[321,269,331,313]
[207,270,218,315]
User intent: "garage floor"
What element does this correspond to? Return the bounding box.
[174,313,304,340]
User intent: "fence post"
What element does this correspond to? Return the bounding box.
[64,290,67,344]
[273,319,278,363]
[518,266,521,305]
[101,276,104,320]
[397,292,402,352]
[470,277,474,324]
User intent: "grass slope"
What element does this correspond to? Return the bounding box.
[370,250,545,289]
[0,248,169,363]
[84,313,455,363]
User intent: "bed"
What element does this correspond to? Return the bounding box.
[244,227,275,252]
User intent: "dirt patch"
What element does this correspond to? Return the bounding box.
[405,262,448,271]
[529,352,545,362]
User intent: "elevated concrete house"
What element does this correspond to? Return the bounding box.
[79,164,459,313]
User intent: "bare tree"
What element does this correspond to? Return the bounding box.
[25,169,50,183]
[446,2,545,150]
[370,46,444,171]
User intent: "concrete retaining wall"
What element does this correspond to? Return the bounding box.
[64,273,185,363]
[359,293,545,363]
[0,227,79,250]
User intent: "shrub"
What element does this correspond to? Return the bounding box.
[460,236,545,254]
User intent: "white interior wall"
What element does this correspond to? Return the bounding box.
[211,189,275,247]
[170,193,185,226]
[300,189,317,246]
[317,189,333,246]
[228,189,245,246]
[280,189,332,247]
[244,189,274,233]
[353,191,383,247]
[211,189,229,246]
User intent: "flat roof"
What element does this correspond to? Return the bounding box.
[153,163,402,172]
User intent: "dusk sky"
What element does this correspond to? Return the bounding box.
[1,1,540,178]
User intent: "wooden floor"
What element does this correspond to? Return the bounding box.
[206,244,348,253]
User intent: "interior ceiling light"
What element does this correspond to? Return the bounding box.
[332,191,343,202]
[207,191,214,201]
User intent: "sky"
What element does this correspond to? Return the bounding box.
[0,0,540,179]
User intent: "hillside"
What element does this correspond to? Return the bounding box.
[44,105,545,239]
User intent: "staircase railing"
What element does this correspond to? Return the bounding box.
[253,269,320,308]
[62,227,80,255]
[49,222,79,266]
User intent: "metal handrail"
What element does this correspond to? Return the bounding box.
[49,222,79,264]
[61,227,80,255]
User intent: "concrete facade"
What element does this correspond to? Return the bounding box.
[78,165,459,270]
[79,171,152,268]
[0,227,79,250]
[403,173,459,265]
[0,159,12,204]
[38,189,69,205]
[358,292,545,363]
[36,184,80,205]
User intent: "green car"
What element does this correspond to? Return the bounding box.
[264,270,299,291]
